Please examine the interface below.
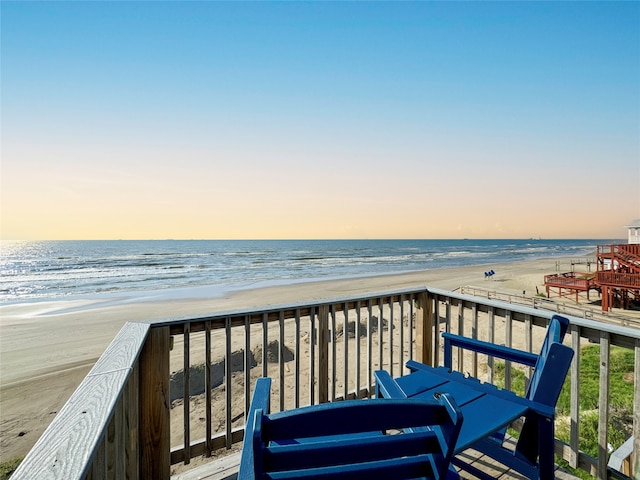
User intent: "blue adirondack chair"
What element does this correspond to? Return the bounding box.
[375,314,574,480]
[239,377,463,480]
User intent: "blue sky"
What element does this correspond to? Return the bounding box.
[2,1,639,240]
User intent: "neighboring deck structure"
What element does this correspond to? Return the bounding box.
[10,287,640,480]
[544,271,598,303]
[544,244,640,312]
[596,244,640,311]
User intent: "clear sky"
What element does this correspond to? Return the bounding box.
[2,1,639,240]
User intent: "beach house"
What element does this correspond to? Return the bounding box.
[628,219,640,245]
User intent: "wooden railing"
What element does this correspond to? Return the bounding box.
[10,287,640,480]
[597,245,640,274]
[597,271,640,289]
[460,285,640,329]
[544,272,595,289]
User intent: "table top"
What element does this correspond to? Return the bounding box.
[392,369,530,452]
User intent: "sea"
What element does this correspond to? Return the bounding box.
[0,239,615,305]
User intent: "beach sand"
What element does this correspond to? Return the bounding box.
[0,256,599,462]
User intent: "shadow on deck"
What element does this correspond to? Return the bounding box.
[171,450,578,480]
[172,440,582,480]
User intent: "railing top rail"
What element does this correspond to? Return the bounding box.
[139,286,428,328]
[427,287,640,342]
[10,322,150,480]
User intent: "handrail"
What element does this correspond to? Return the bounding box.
[10,322,151,480]
[428,287,640,345]
[10,286,640,480]
[459,285,640,328]
[427,287,640,479]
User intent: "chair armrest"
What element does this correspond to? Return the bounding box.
[374,370,407,399]
[442,333,539,370]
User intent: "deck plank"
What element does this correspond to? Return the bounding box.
[170,448,581,480]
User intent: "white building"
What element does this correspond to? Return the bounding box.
[628,219,640,244]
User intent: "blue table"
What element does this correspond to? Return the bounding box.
[375,364,557,480]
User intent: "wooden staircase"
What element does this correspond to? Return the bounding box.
[596,244,640,310]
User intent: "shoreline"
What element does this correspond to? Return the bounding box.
[0,255,591,462]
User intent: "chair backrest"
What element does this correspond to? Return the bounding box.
[525,314,571,404]
[240,378,463,480]
[517,315,573,463]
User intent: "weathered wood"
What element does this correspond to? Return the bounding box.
[318,304,330,404]
[11,322,148,480]
[139,326,170,480]
[487,306,495,383]
[598,331,610,480]
[388,297,394,377]
[331,304,337,401]
[206,320,213,457]
[555,440,598,477]
[444,298,451,334]
[168,291,419,330]
[170,428,244,465]
[633,339,640,478]
[432,295,439,367]
[505,310,513,391]
[225,317,232,447]
[524,314,532,390]
[471,303,478,377]
[355,301,361,395]
[89,322,151,375]
[457,301,464,371]
[367,299,373,391]
[343,303,349,400]
[261,313,268,378]
[242,316,249,420]
[183,322,191,464]
[409,299,414,363]
[15,288,640,480]
[294,309,301,408]
[12,370,130,480]
[570,325,581,469]
[92,435,106,479]
[171,451,241,480]
[279,310,285,411]
[106,402,116,478]
[109,394,123,479]
[414,291,433,366]
[309,307,316,405]
[377,298,384,370]
[125,364,139,480]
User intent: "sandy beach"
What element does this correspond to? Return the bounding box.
[0,256,602,462]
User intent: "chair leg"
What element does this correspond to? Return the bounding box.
[538,417,554,480]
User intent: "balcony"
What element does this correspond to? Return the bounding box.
[9,287,640,479]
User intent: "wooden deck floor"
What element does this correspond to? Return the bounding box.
[172,445,581,480]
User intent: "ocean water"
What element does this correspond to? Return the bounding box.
[0,239,611,304]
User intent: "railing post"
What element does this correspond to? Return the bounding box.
[570,325,581,469]
[139,326,170,480]
[598,331,610,480]
[633,339,640,478]
[415,291,433,366]
[318,304,330,403]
